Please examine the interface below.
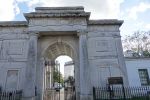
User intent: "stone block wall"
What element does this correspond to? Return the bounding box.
[0,24,28,91]
[87,21,128,87]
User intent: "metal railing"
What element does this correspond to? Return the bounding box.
[65,87,76,100]
[44,88,58,100]
[93,86,150,100]
[0,90,22,100]
[44,87,76,100]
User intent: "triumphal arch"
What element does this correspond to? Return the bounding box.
[0,6,128,100]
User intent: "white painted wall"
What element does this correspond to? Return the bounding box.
[64,62,74,80]
[125,58,150,86]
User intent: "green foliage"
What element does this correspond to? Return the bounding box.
[143,50,150,57]
[68,76,74,85]
[132,52,140,57]
[53,67,64,83]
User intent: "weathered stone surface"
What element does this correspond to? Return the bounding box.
[28,24,87,32]
[0,62,26,90]
[0,33,29,39]
[88,37,117,59]
[0,6,128,100]
[0,21,27,27]
[0,39,28,60]
[35,6,85,13]
[88,20,123,26]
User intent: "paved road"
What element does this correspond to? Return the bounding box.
[55,88,64,100]
[46,88,75,100]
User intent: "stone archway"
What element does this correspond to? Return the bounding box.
[43,42,76,100]
[0,6,129,100]
[44,42,75,60]
[36,34,80,100]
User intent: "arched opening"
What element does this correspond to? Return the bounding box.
[44,42,75,60]
[43,42,76,100]
[55,56,73,84]
[55,56,74,100]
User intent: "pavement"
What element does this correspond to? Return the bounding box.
[46,88,75,100]
[55,88,64,100]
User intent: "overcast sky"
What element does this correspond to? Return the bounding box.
[0,0,150,37]
[0,0,150,75]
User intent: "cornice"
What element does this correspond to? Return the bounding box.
[0,21,28,27]
[24,12,90,21]
[88,19,123,26]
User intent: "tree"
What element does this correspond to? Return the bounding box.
[67,76,74,86]
[53,66,64,83]
[122,30,150,57]
[143,50,150,57]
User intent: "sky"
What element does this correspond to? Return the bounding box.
[0,0,150,75]
[0,0,150,37]
[56,56,72,76]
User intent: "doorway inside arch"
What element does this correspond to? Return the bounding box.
[55,56,75,100]
[42,42,77,100]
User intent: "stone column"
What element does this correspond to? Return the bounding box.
[78,30,92,100]
[37,57,45,100]
[114,35,129,86]
[23,32,38,100]
[74,56,80,100]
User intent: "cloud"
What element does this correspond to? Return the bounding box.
[127,2,150,20]
[0,0,20,21]
[0,0,125,21]
[145,24,150,30]
[23,0,124,19]
[16,0,30,2]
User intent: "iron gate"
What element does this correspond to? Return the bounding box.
[93,86,150,100]
[44,86,75,100]
[44,60,76,100]
[0,90,22,100]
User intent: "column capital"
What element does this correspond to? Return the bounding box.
[28,31,39,37]
[77,30,88,36]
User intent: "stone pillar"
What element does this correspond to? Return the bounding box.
[74,57,80,100]
[78,30,92,100]
[23,32,38,100]
[37,57,45,100]
[114,35,129,86]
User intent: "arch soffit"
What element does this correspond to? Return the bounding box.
[42,40,77,60]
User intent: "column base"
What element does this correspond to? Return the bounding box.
[80,94,93,100]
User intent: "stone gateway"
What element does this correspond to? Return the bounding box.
[0,6,128,100]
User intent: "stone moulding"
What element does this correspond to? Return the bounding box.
[0,7,123,28]
[35,6,85,12]
[35,6,85,13]
[24,12,91,21]
[0,19,123,27]
[88,20,123,26]
[24,6,91,21]
[35,6,84,10]
[0,21,28,27]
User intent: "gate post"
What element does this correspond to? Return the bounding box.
[78,30,92,100]
[23,32,38,100]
